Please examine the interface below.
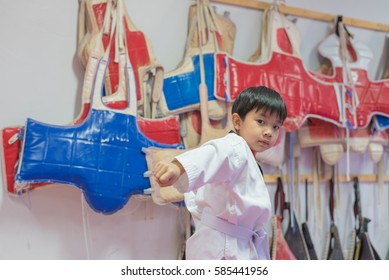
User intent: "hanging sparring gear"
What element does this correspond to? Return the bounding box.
[15,12,183,214]
[0,51,101,196]
[371,35,389,132]
[213,5,352,132]
[271,177,297,260]
[180,1,237,149]
[1,0,181,196]
[300,18,388,166]
[78,0,166,118]
[279,168,310,260]
[352,177,381,260]
[301,179,319,260]
[284,202,310,260]
[310,29,389,129]
[372,115,389,132]
[158,0,227,120]
[144,1,235,205]
[323,179,344,260]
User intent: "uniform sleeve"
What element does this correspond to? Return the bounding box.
[173,138,246,192]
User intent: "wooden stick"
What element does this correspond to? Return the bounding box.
[210,0,389,32]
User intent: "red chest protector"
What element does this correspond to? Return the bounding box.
[213,7,351,132]
[76,0,180,140]
[310,32,389,128]
[78,0,165,119]
[299,25,388,164]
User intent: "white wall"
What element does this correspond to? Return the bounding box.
[0,0,388,259]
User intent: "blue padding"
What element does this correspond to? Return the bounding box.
[16,109,183,214]
[163,53,216,111]
[372,115,389,132]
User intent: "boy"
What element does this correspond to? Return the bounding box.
[153,86,287,259]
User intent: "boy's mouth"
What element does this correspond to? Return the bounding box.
[258,140,270,147]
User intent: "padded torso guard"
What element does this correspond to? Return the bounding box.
[311,33,389,128]
[213,8,348,131]
[15,55,183,214]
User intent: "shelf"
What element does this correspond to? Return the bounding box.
[211,0,389,32]
[264,173,389,184]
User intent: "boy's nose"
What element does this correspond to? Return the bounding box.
[264,128,272,138]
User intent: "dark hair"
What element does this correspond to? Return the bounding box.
[231,86,287,123]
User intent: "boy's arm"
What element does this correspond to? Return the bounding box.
[152,159,185,187]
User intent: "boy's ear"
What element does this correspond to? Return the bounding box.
[232,113,241,130]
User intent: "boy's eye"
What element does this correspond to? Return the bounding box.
[257,119,264,124]
[273,125,280,130]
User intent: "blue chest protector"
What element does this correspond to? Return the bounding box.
[372,115,389,132]
[163,53,216,111]
[16,55,183,214]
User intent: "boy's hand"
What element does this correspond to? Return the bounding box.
[152,160,184,187]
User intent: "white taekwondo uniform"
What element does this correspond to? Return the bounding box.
[173,132,271,260]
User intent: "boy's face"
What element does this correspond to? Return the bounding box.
[232,108,282,153]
